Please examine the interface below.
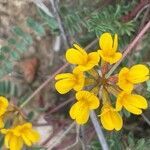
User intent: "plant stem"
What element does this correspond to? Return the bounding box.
[90,111,109,150]
[106,20,150,78]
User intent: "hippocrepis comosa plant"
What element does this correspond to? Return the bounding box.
[55,32,149,131]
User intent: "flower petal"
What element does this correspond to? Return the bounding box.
[124,100,142,115]
[55,73,74,80]
[112,34,118,52]
[128,64,149,83]
[55,79,75,94]
[98,50,122,64]
[100,111,114,130]
[110,111,123,131]
[66,48,87,65]
[99,33,113,51]
[126,94,148,109]
[118,67,133,91]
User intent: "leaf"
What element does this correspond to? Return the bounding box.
[12,26,25,37]
[27,17,45,36]
[11,51,20,60]
[0,46,11,53]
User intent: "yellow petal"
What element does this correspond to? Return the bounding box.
[69,101,89,124]
[123,100,142,115]
[87,52,100,66]
[0,96,9,116]
[73,69,85,91]
[99,33,113,51]
[86,94,100,109]
[112,34,118,52]
[22,133,32,146]
[128,64,149,83]
[0,117,4,128]
[100,111,114,130]
[55,79,75,94]
[126,94,148,109]
[98,50,122,64]
[118,67,133,91]
[69,102,79,119]
[110,110,123,131]
[66,48,87,65]
[4,133,11,148]
[73,44,87,56]
[9,135,20,150]
[76,108,89,125]
[55,73,74,80]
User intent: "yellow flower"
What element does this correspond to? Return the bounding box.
[0,96,9,116]
[100,104,123,131]
[116,91,148,115]
[66,44,100,71]
[118,64,149,91]
[1,123,40,150]
[70,91,100,124]
[98,32,122,64]
[55,68,85,94]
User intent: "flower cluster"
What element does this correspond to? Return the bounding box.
[0,96,40,150]
[55,32,149,131]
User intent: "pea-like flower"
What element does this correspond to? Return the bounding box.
[55,68,85,94]
[116,91,148,115]
[100,104,123,131]
[1,123,40,150]
[70,91,100,124]
[98,32,122,64]
[118,64,149,92]
[66,44,100,71]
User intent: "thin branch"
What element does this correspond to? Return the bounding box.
[106,20,150,78]
[47,97,74,114]
[141,114,150,126]
[49,0,70,48]
[33,0,53,17]
[47,122,76,150]
[90,111,109,150]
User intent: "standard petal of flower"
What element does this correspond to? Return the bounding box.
[55,79,75,94]
[55,73,74,80]
[128,64,149,83]
[0,117,4,128]
[0,96,9,116]
[73,71,85,91]
[112,34,118,52]
[69,103,79,119]
[87,52,100,66]
[22,134,32,146]
[73,44,87,56]
[126,94,148,109]
[9,135,20,150]
[116,97,123,111]
[87,94,100,109]
[100,112,114,130]
[123,100,142,115]
[99,33,113,51]
[110,111,123,131]
[4,133,11,148]
[66,48,87,65]
[98,50,122,64]
[76,107,89,125]
[118,67,133,91]
[70,101,89,124]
